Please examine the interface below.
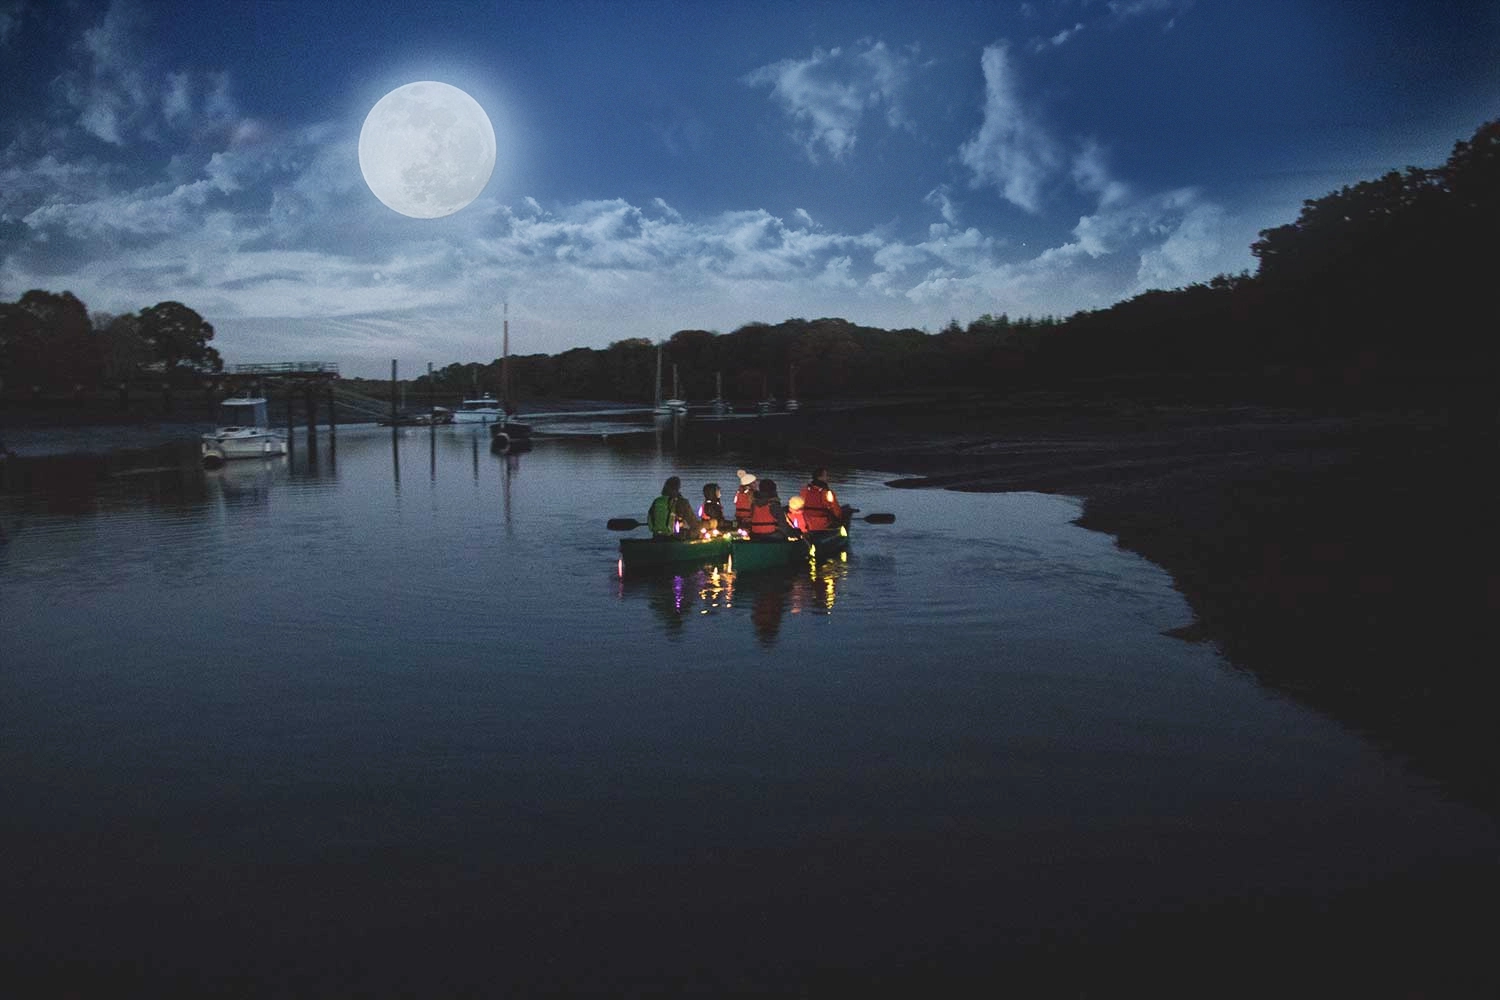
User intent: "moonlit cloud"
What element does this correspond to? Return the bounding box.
[1032,22,1085,51]
[1107,0,1193,27]
[958,42,1060,213]
[744,40,916,162]
[3,0,1475,377]
[0,1,25,48]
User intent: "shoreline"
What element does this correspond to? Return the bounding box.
[763,394,1499,817]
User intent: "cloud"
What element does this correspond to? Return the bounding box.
[958,42,1060,213]
[1070,141,1130,208]
[1032,22,1085,51]
[744,40,916,162]
[51,0,243,148]
[924,185,959,225]
[2,2,1250,375]
[1107,0,1193,28]
[0,1,25,48]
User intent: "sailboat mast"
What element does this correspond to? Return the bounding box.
[501,300,510,405]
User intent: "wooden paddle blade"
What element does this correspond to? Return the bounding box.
[860,513,896,524]
[607,518,643,531]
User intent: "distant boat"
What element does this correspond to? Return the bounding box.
[709,372,730,416]
[202,397,287,465]
[653,348,689,416]
[380,406,453,427]
[452,394,505,423]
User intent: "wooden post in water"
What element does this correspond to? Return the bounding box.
[390,359,398,425]
[304,384,318,454]
[326,382,336,447]
[285,379,295,456]
[325,381,336,465]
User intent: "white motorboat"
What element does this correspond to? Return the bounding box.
[202,397,287,465]
[452,395,505,423]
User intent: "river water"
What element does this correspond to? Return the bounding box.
[2,421,1495,995]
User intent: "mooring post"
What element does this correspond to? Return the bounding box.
[305,385,318,454]
[390,359,398,424]
[285,380,295,456]
[326,382,336,447]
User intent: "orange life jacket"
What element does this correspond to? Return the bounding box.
[749,498,780,537]
[734,485,755,522]
[799,482,841,530]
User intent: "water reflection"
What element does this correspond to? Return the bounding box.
[205,456,285,511]
[616,552,848,645]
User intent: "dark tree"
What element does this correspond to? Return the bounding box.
[0,289,99,390]
[138,301,223,376]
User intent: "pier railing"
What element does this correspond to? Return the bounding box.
[228,362,340,376]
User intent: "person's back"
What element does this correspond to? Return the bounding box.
[648,476,699,539]
[699,483,725,532]
[733,469,757,527]
[786,494,807,533]
[748,478,791,540]
[799,467,843,531]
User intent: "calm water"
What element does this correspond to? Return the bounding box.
[2,422,1496,994]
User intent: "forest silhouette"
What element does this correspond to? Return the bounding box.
[3,119,1495,409]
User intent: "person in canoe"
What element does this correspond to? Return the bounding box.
[648,476,701,540]
[799,467,846,531]
[747,478,795,541]
[698,482,726,532]
[733,469,757,528]
[785,494,808,533]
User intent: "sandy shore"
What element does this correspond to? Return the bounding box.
[733,393,1500,817]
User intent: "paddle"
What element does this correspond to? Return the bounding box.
[607,512,894,530]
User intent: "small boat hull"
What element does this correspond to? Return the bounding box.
[729,528,847,573]
[617,527,848,574]
[618,534,733,573]
[201,429,288,462]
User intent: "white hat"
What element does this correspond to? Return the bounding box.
[737,470,756,486]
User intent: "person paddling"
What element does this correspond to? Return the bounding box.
[799,467,846,530]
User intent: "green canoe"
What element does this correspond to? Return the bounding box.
[617,525,849,574]
[618,533,733,573]
[728,526,849,573]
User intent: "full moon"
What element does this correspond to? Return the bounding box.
[358,82,496,219]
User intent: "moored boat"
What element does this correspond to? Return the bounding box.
[452,395,504,423]
[201,397,287,465]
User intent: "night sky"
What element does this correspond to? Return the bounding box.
[2,0,1495,377]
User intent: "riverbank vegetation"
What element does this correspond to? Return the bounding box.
[3,119,1494,416]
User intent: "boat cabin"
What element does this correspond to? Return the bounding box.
[215,397,272,429]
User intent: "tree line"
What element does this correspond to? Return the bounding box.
[421,118,1499,407]
[7,118,1496,408]
[0,293,220,397]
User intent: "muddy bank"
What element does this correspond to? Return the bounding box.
[736,394,1500,816]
